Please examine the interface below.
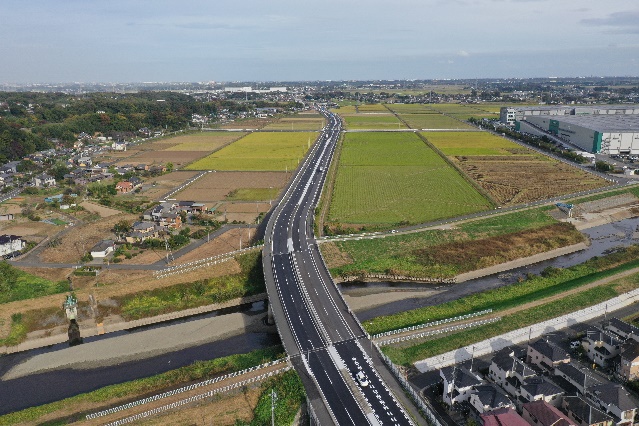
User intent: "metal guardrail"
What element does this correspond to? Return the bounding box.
[153,244,263,279]
[87,358,290,421]
[376,317,501,347]
[372,309,493,340]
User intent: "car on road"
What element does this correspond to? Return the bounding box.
[355,371,369,387]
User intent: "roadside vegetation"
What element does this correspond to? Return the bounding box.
[0,346,284,425]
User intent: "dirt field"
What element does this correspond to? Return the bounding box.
[172,228,257,264]
[114,150,205,169]
[454,156,610,205]
[140,170,201,200]
[38,213,139,263]
[176,171,288,202]
[80,201,122,217]
[0,220,57,240]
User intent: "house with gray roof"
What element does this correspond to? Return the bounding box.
[584,326,623,368]
[554,363,600,394]
[468,384,514,414]
[606,318,639,342]
[586,383,638,426]
[528,339,571,371]
[562,396,613,426]
[520,376,564,407]
[619,339,639,381]
[440,366,483,406]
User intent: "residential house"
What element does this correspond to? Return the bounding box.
[618,339,639,381]
[77,157,92,167]
[488,348,537,396]
[0,214,14,221]
[157,212,181,229]
[562,396,614,426]
[584,327,623,368]
[115,181,134,194]
[112,141,127,151]
[128,176,142,188]
[176,201,207,214]
[520,376,564,407]
[586,383,638,426]
[32,174,56,188]
[468,384,514,414]
[135,164,149,171]
[554,363,600,394]
[0,234,26,256]
[125,222,161,243]
[522,400,577,426]
[90,240,114,258]
[606,318,639,342]
[440,366,483,406]
[0,161,19,174]
[480,408,529,426]
[528,339,571,371]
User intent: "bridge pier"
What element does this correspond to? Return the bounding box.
[266,300,275,326]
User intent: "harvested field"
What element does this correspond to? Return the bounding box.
[455,155,609,205]
[140,170,201,200]
[174,228,258,264]
[218,117,275,129]
[117,150,205,168]
[80,201,122,217]
[163,132,245,151]
[342,114,406,130]
[38,213,139,263]
[398,114,473,129]
[0,221,56,239]
[262,116,325,131]
[424,131,520,156]
[175,171,287,203]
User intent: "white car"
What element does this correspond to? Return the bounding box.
[355,371,369,387]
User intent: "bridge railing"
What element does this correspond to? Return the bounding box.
[376,317,501,346]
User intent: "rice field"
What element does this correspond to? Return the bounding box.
[398,114,474,130]
[185,132,316,171]
[327,132,491,225]
[262,116,325,131]
[356,104,390,112]
[163,132,246,151]
[342,114,406,130]
[423,132,521,156]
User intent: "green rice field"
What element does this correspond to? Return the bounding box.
[327,132,491,225]
[398,114,474,129]
[357,104,390,112]
[262,116,325,131]
[185,132,315,171]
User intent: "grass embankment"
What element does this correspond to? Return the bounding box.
[116,251,265,320]
[366,245,639,335]
[367,247,639,366]
[0,262,67,305]
[326,132,490,228]
[0,346,284,425]
[238,370,306,426]
[323,208,582,279]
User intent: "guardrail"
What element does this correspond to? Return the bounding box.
[87,357,289,422]
[160,170,209,200]
[371,309,493,340]
[154,245,263,279]
[375,343,447,426]
[376,317,501,346]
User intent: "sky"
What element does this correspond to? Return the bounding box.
[1,0,639,83]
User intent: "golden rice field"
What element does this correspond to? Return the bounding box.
[185,132,316,171]
[398,114,474,129]
[423,132,520,156]
[163,132,246,151]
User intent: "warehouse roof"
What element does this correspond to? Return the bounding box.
[539,114,639,132]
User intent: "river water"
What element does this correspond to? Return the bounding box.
[0,300,279,415]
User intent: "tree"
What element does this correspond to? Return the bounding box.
[595,161,614,172]
[112,220,131,240]
[166,162,174,172]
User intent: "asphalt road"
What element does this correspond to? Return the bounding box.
[262,107,415,425]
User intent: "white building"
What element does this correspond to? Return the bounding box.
[0,234,26,256]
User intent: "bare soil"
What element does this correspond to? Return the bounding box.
[175,228,257,264]
[176,171,288,203]
[140,171,201,200]
[80,201,122,217]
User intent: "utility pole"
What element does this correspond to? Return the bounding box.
[271,389,277,426]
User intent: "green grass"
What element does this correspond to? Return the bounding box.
[0,262,68,305]
[0,346,284,425]
[185,132,315,171]
[399,114,474,129]
[262,116,325,131]
[244,370,306,426]
[423,131,520,156]
[327,132,491,225]
[118,251,265,320]
[342,114,406,130]
[364,245,639,336]
[385,104,441,114]
[226,188,280,201]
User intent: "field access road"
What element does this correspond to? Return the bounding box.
[263,107,416,425]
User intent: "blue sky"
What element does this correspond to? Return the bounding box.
[1,0,638,83]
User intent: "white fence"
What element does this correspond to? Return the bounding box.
[154,245,263,279]
[372,309,493,340]
[87,357,289,421]
[415,287,639,372]
[377,317,501,347]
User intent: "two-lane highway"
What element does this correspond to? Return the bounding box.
[263,107,414,425]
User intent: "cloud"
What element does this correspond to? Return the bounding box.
[581,10,639,33]
[458,50,470,57]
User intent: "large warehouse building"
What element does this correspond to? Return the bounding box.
[500,105,639,154]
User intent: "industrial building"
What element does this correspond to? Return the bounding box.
[500,105,639,154]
